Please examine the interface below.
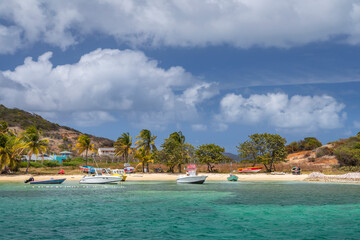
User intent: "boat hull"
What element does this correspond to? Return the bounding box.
[30,178,66,184]
[176,175,207,184]
[238,167,262,173]
[80,175,122,184]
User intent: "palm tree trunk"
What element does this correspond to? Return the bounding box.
[26,154,31,174]
[85,149,88,166]
[142,162,145,173]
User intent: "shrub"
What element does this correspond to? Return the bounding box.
[316,147,333,158]
[20,161,44,168]
[299,137,322,151]
[337,166,360,172]
[62,157,85,167]
[43,160,60,167]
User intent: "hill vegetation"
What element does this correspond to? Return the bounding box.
[0,105,113,153]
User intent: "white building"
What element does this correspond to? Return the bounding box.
[98,147,116,157]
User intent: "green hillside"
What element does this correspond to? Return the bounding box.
[0,104,78,132]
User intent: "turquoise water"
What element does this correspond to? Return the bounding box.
[0,181,359,239]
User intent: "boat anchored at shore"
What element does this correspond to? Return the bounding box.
[80,168,122,184]
[25,177,66,184]
[238,167,262,173]
[177,165,207,184]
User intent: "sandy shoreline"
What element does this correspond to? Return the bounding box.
[0,173,309,182]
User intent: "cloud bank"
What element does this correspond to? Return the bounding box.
[0,49,218,127]
[218,93,346,132]
[2,0,360,53]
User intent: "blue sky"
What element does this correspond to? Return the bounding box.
[1,0,360,153]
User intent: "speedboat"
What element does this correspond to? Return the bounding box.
[176,165,207,184]
[80,168,122,184]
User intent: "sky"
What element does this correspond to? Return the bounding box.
[1,0,360,153]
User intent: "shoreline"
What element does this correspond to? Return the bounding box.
[0,173,309,182]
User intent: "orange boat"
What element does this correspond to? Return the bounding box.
[238,167,262,173]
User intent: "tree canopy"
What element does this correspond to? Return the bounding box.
[155,131,194,173]
[286,137,322,153]
[334,136,360,166]
[195,144,225,172]
[21,126,49,174]
[237,133,287,172]
[73,135,96,166]
[114,132,133,162]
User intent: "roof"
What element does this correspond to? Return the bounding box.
[98,148,115,151]
[60,151,72,154]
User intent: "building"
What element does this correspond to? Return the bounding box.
[98,147,116,157]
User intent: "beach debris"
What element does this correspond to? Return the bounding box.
[306,172,360,183]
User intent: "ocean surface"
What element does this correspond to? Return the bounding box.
[0,181,359,240]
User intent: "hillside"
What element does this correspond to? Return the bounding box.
[0,105,114,153]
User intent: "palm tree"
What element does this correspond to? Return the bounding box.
[0,121,14,136]
[21,126,49,174]
[134,148,154,173]
[0,134,24,172]
[135,129,157,172]
[169,131,188,172]
[114,132,133,163]
[169,131,185,144]
[73,135,96,166]
[135,129,157,154]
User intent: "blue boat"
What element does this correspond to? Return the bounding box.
[29,178,66,184]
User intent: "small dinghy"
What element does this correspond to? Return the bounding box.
[227,174,238,181]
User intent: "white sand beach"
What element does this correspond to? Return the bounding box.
[0,173,309,182]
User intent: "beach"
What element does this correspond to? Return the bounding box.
[0,173,309,182]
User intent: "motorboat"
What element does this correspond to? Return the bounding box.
[176,165,207,184]
[25,177,66,184]
[80,168,122,184]
[110,169,127,181]
[238,167,262,173]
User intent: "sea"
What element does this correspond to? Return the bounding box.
[0,181,359,240]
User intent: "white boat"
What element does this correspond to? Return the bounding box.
[176,165,207,184]
[79,168,122,184]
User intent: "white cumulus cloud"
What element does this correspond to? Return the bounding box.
[2,0,360,53]
[191,124,208,131]
[0,49,218,127]
[218,93,346,132]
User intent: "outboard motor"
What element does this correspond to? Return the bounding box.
[24,177,34,183]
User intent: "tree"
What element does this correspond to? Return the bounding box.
[135,129,157,172]
[195,144,225,172]
[114,132,133,162]
[0,121,15,137]
[21,126,49,174]
[334,136,360,166]
[237,140,260,167]
[286,141,299,154]
[298,137,322,151]
[237,133,287,172]
[135,129,157,153]
[134,148,154,173]
[155,132,194,173]
[73,135,96,166]
[168,131,190,172]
